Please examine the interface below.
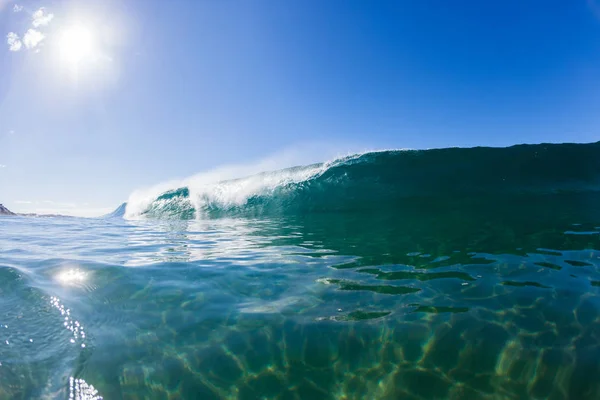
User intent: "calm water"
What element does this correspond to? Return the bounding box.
[2,192,600,399]
[3,143,600,399]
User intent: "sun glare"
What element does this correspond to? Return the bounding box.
[56,268,87,286]
[59,24,95,67]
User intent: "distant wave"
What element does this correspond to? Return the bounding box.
[119,142,600,220]
[102,202,127,218]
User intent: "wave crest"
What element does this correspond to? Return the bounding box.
[122,142,600,220]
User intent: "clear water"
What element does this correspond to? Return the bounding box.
[2,192,600,399]
[3,143,600,399]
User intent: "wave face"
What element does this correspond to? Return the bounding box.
[125,142,600,220]
[103,202,127,218]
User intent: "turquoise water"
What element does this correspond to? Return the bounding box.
[2,143,600,399]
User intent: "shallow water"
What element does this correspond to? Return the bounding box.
[2,192,600,399]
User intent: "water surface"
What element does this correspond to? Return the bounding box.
[2,144,600,399]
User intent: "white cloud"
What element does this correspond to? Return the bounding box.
[32,7,54,27]
[23,29,45,49]
[15,200,32,204]
[8,130,15,135]
[0,165,6,168]
[7,8,54,53]
[7,32,22,52]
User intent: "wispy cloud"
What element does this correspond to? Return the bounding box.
[10,199,111,217]
[13,4,23,13]
[23,29,44,49]
[32,8,54,27]
[42,200,78,208]
[8,130,15,135]
[31,207,112,217]
[0,164,6,168]
[7,32,22,52]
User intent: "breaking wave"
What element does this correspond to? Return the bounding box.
[119,142,600,220]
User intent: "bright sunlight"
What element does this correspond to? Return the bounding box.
[58,24,95,68]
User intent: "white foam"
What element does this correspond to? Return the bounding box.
[124,144,397,219]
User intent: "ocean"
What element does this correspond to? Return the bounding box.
[1,142,600,399]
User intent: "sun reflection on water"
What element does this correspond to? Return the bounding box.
[56,268,87,286]
[69,377,103,400]
[49,297,87,348]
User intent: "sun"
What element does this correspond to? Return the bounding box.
[59,24,95,67]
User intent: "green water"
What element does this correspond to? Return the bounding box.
[2,143,600,399]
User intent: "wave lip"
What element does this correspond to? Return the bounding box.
[125,161,328,219]
[124,142,600,220]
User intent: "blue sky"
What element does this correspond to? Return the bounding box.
[1,0,599,215]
